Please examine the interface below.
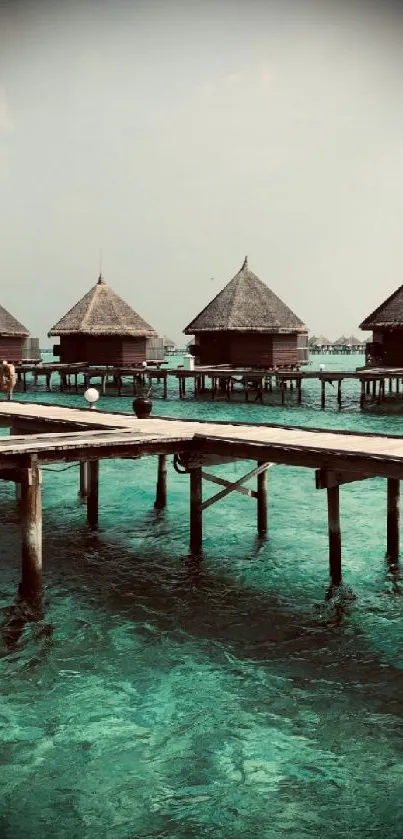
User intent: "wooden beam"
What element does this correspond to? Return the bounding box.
[19,458,42,597]
[201,470,258,498]
[315,469,372,489]
[387,478,400,561]
[327,485,342,586]
[154,454,167,509]
[87,460,99,529]
[202,462,271,511]
[195,436,403,481]
[190,466,202,555]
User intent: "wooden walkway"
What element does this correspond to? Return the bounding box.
[1,402,403,476]
[13,360,403,408]
[1,401,403,602]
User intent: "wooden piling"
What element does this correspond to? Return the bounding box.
[20,458,42,597]
[163,374,168,399]
[257,461,268,536]
[154,454,167,509]
[87,460,99,529]
[190,466,202,556]
[327,485,342,586]
[321,379,326,410]
[79,461,89,498]
[337,379,342,408]
[386,478,400,561]
[297,378,302,404]
[360,379,365,408]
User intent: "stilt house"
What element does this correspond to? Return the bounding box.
[49,274,157,365]
[360,283,403,366]
[184,257,308,368]
[0,304,29,363]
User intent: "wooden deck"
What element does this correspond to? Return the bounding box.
[1,402,403,478]
[1,401,403,602]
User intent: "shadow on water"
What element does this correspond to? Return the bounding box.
[4,507,394,719]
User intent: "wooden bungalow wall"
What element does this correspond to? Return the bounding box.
[193,332,302,368]
[0,337,27,363]
[56,336,147,365]
[372,329,403,366]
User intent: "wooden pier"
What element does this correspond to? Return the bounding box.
[13,361,403,410]
[1,402,403,605]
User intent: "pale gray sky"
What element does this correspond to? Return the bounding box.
[1,0,403,345]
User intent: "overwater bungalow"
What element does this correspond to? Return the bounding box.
[360,284,403,367]
[184,257,308,368]
[49,273,157,365]
[309,334,333,354]
[0,303,29,363]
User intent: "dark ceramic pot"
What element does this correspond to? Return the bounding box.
[133,396,152,418]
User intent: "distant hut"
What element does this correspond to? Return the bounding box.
[0,303,29,363]
[163,336,175,352]
[333,334,348,347]
[49,274,157,365]
[312,334,332,350]
[184,257,308,368]
[360,285,403,366]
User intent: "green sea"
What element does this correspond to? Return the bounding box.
[1,354,403,839]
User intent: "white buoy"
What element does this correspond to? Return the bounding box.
[84,387,100,410]
[319,364,326,372]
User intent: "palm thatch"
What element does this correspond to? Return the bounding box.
[184,257,307,334]
[333,334,348,346]
[0,304,29,337]
[360,283,403,329]
[310,334,331,347]
[48,274,157,338]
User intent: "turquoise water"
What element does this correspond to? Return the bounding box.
[1,355,403,838]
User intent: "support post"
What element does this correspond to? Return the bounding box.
[360,379,365,408]
[163,374,168,399]
[257,461,268,536]
[321,378,326,410]
[386,478,400,561]
[79,461,89,499]
[337,379,342,409]
[297,378,302,404]
[20,459,42,597]
[154,454,167,509]
[190,466,202,556]
[327,485,342,586]
[87,460,99,529]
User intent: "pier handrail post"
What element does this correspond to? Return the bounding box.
[19,456,42,598]
[327,485,342,587]
[190,466,203,556]
[386,478,400,562]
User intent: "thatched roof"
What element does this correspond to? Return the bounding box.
[360,283,403,330]
[183,257,307,334]
[0,304,29,337]
[333,334,348,346]
[345,334,363,346]
[48,274,157,338]
[311,334,331,346]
